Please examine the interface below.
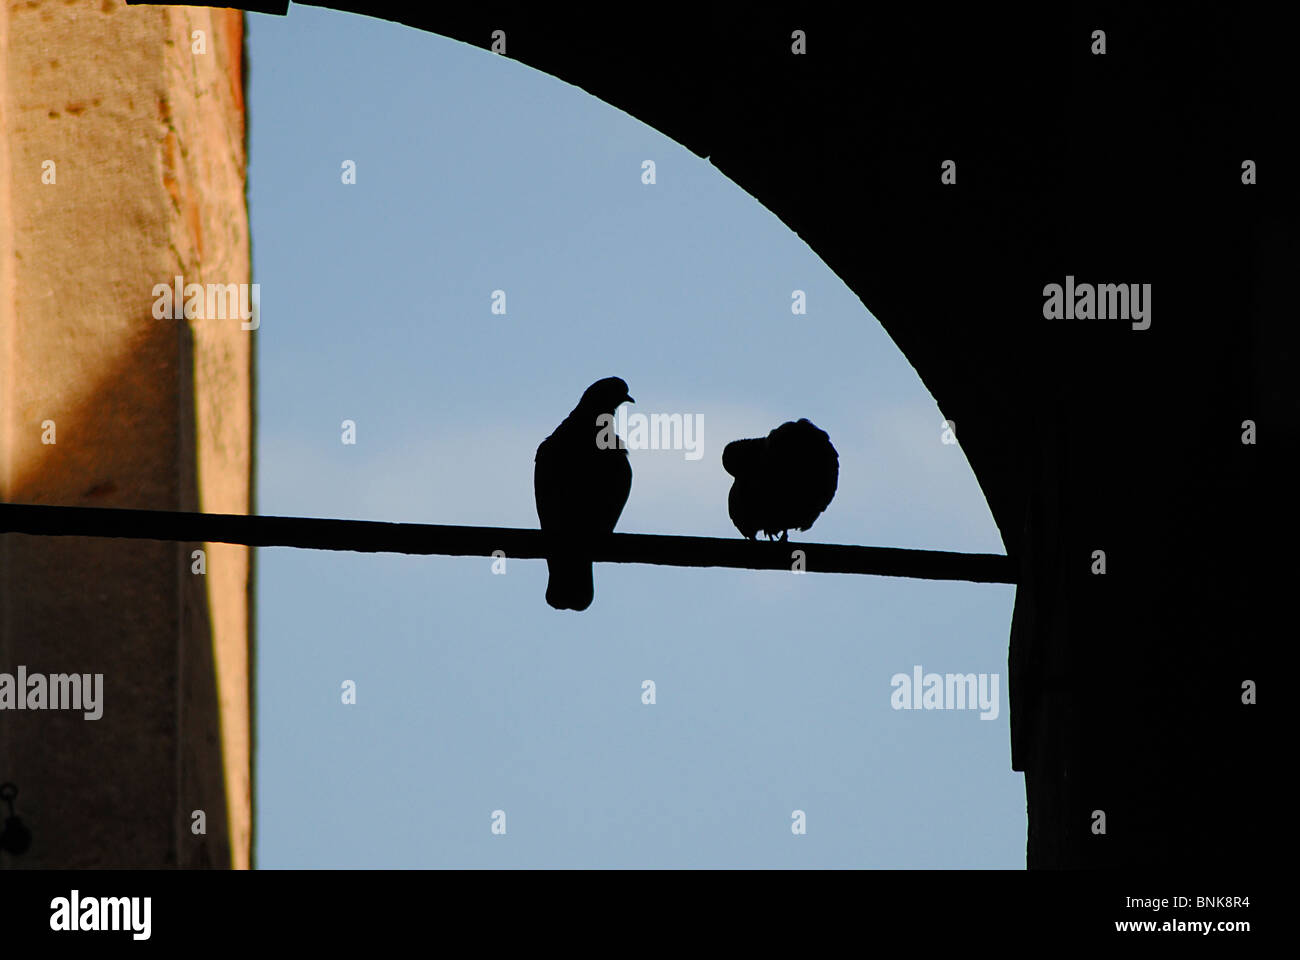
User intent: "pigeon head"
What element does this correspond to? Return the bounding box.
[722,437,764,477]
[579,377,635,414]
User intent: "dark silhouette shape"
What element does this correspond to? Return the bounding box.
[534,377,634,610]
[722,419,839,541]
[0,783,31,856]
[0,502,1014,582]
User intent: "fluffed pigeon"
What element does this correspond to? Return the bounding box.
[534,377,635,610]
[722,418,838,541]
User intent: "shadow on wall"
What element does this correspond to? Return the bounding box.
[0,311,233,867]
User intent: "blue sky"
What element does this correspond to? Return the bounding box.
[247,6,1021,867]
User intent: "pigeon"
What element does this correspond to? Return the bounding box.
[534,377,635,610]
[722,419,838,541]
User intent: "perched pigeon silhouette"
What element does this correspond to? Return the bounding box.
[722,419,839,541]
[534,377,635,610]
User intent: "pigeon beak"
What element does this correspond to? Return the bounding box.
[625,395,635,404]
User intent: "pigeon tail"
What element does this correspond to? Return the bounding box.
[545,555,595,611]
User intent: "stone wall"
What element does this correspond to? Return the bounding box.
[0,0,251,868]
